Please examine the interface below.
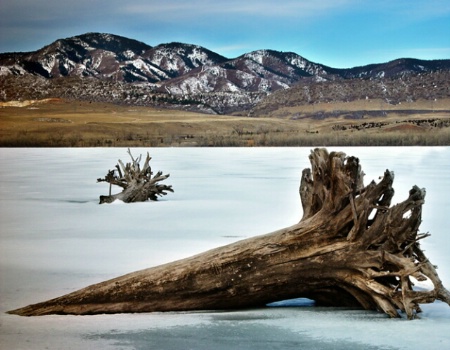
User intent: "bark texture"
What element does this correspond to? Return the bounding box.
[97,148,173,204]
[9,148,450,319]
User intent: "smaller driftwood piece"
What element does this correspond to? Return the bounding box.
[97,148,173,204]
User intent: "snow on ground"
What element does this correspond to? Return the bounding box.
[1,147,449,350]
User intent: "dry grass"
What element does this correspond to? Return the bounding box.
[1,98,449,147]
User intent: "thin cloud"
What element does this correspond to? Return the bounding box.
[399,1,450,21]
[209,43,253,58]
[354,0,450,21]
[122,0,354,19]
[399,47,450,59]
[366,47,450,64]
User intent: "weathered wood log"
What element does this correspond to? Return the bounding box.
[9,148,450,319]
[97,148,173,204]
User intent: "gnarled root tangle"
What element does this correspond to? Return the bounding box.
[298,148,450,319]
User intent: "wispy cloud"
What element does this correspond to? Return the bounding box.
[121,0,354,19]
[208,43,254,58]
[354,0,450,21]
[397,47,450,59]
[366,47,450,63]
[409,47,450,55]
[399,0,450,20]
[210,43,251,55]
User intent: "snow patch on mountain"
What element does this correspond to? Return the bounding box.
[39,55,56,74]
[0,65,27,76]
[187,47,215,66]
[122,50,136,59]
[244,50,268,64]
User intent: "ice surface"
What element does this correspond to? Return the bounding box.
[1,147,449,349]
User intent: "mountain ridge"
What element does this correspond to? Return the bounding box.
[1,32,449,114]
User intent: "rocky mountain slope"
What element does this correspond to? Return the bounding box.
[1,32,450,114]
[250,70,450,117]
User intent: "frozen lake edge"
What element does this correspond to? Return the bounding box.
[1,147,450,349]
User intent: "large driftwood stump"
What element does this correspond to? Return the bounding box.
[9,148,450,319]
[97,149,173,204]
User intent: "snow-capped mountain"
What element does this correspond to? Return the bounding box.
[1,32,449,114]
[0,33,228,84]
[0,33,152,79]
[156,49,331,95]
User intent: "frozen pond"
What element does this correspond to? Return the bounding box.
[1,147,449,349]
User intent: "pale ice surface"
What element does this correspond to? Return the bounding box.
[1,147,449,350]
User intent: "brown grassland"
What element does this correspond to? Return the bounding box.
[1,98,449,147]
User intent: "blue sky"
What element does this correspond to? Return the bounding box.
[1,0,449,68]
